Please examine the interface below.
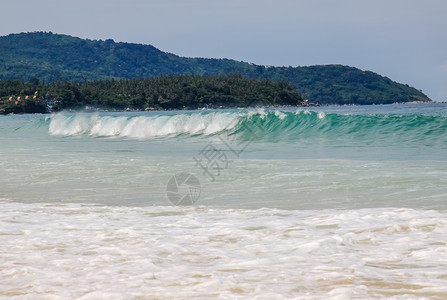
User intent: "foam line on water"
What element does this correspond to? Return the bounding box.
[1,202,447,298]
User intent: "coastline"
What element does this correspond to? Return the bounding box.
[0,102,320,115]
[2,100,443,116]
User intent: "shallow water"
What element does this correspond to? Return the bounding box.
[1,103,447,298]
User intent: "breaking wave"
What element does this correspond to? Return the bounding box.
[46,109,447,147]
[48,112,240,138]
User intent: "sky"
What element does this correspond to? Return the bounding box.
[1,0,446,101]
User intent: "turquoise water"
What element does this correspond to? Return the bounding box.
[1,103,446,208]
[1,103,447,298]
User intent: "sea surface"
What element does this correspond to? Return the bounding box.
[1,103,447,299]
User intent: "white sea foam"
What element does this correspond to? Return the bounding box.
[247,107,267,119]
[49,113,94,136]
[1,201,447,299]
[294,109,313,116]
[48,112,240,139]
[274,109,287,120]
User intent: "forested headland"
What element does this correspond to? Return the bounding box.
[0,75,303,114]
[0,32,431,105]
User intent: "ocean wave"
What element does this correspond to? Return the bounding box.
[46,109,447,146]
[48,112,241,138]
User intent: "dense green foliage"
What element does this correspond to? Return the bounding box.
[0,32,431,105]
[0,75,303,114]
[264,65,431,105]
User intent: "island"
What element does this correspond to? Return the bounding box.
[0,32,431,107]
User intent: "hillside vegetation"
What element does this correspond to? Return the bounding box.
[0,75,302,114]
[0,32,431,105]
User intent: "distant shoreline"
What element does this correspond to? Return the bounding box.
[3,101,443,116]
[1,103,318,115]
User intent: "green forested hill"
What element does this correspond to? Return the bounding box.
[0,32,431,105]
[0,75,302,114]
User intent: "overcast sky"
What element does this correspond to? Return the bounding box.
[1,0,446,100]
